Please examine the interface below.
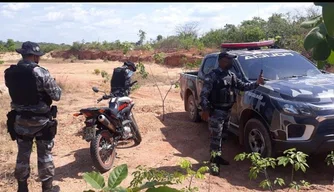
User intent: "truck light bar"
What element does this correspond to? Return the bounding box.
[221,40,275,49]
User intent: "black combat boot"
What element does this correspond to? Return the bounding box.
[42,178,59,192]
[17,179,28,192]
[215,156,230,165]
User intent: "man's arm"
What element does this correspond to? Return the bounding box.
[199,73,215,112]
[34,67,62,101]
[235,75,259,91]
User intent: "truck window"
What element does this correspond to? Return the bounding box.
[237,51,322,80]
[202,57,217,75]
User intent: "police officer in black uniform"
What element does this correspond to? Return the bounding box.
[110,61,137,97]
[4,41,61,192]
[200,51,264,176]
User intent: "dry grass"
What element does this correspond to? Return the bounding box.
[55,75,82,94]
[0,94,17,189]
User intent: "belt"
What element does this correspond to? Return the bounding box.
[17,111,50,118]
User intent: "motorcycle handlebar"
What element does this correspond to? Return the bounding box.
[129,81,138,87]
[96,81,138,103]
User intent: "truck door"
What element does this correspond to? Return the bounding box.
[229,61,243,126]
[196,56,218,107]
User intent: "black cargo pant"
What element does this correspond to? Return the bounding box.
[208,108,231,156]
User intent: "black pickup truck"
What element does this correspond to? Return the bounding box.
[180,42,334,157]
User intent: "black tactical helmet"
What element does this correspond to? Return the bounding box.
[124,61,137,72]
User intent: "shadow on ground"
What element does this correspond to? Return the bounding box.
[54,148,95,181]
[157,111,334,191]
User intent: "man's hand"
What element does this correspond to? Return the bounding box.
[201,110,210,121]
[257,70,265,85]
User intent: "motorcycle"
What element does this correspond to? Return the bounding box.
[73,81,142,173]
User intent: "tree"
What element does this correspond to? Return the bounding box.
[156,35,163,41]
[5,39,15,52]
[301,3,334,67]
[175,21,199,39]
[136,29,146,46]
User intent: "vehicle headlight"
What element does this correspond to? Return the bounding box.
[272,99,314,116]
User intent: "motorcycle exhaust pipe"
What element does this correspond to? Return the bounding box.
[98,115,116,132]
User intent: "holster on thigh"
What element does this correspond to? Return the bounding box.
[6,110,17,141]
[36,120,58,141]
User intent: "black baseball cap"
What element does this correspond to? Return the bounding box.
[15,41,45,56]
[218,51,237,60]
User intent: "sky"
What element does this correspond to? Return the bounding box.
[0,2,316,45]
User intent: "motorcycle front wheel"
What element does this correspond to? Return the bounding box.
[90,130,116,173]
[129,112,142,145]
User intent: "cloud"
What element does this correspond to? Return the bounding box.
[0,3,319,44]
[245,3,315,21]
[0,3,31,18]
[2,3,30,11]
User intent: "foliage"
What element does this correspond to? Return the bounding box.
[0,7,325,61]
[325,151,334,166]
[93,69,101,75]
[82,159,209,192]
[153,53,166,64]
[325,151,334,184]
[234,148,310,192]
[136,62,149,79]
[301,3,334,64]
[121,42,134,55]
[0,60,4,65]
[100,70,111,84]
[137,30,147,46]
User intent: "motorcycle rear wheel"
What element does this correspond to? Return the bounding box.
[90,130,116,173]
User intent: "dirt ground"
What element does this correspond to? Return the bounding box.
[1,53,334,192]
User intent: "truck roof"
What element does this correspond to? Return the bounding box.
[206,48,295,57]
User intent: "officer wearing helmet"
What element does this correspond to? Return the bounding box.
[4,41,61,192]
[110,61,137,97]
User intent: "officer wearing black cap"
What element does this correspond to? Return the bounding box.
[4,41,61,192]
[200,51,264,176]
[110,61,137,97]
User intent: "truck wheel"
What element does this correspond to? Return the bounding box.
[187,94,201,122]
[244,118,273,157]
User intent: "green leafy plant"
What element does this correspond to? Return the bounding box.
[0,60,4,65]
[301,3,334,64]
[277,148,309,182]
[93,69,101,75]
[234,148,311,192]
[136,62,149,79]
[121,42,134,55]
[183,60,201,70]
[100,70,111,83]
[153,53,165,64]
[82,159,209,192]
[143,44,153,51]
[325,151,334,184]
[234,152,283,191]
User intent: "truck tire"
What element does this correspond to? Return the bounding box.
[187,94,201,122]
[244,118,273,157]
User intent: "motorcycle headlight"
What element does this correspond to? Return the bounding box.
[272,98,314,116]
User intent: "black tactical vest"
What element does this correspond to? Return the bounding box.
[4,64,52,106]
[209,69,237,107]
[111,67,127,93]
